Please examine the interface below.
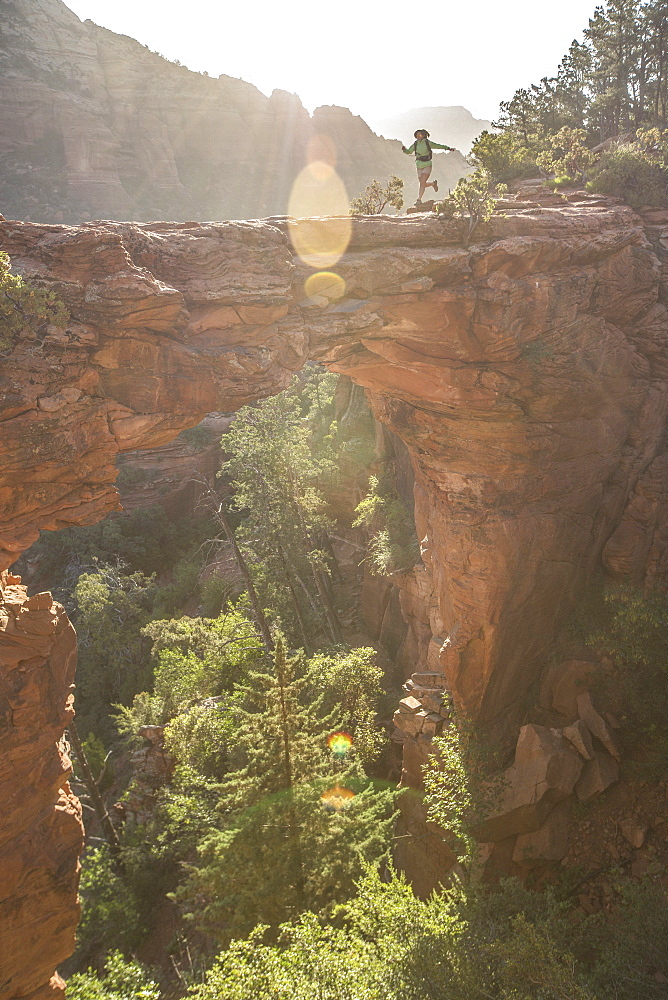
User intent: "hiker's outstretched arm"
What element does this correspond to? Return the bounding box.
[402,142,417,154]
[429,141,454,150]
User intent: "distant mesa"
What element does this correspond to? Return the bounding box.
[372,106,495,155]
[0,0,471,224]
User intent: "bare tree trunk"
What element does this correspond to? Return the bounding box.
[192,473,274,654]
[291,566,323,617]
[277,545,311,653]
[310,560,344,645]
[68,720,122,867]
[216,503,274,654]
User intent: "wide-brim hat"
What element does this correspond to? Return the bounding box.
[414,129,430,137]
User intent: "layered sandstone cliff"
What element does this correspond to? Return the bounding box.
[2,194,668,993]
[0,0,469,224]
[3,199,668,721]
[0,575,83,1000]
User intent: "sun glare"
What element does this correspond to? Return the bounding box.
[287,160,351,269]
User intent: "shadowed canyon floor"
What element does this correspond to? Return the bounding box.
[2,194,668,996]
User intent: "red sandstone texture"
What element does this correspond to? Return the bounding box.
[3,199,668,726]
[0,574,83,1000]
[2,196,668,990]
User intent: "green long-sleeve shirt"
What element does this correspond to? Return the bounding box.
[403,138,452,164]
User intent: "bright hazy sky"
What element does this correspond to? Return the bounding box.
[63,0,599,125]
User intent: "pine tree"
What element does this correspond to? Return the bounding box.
[475,0,668,182]
[221,371,343,647]
[179,636,395,942]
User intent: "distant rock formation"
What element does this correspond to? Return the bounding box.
[0,0,470,223]
[373,105,494,154]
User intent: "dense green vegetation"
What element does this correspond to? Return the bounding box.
[33,369,411,987]
[470,0,668,205]
[189,870,668,1000]
[27,363,665,994]
[435,170,505,242]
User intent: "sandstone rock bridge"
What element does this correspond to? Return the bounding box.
[2,196,668,997]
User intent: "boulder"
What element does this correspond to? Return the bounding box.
[620,816,648,849]
[575,751,619,801]
[543,659,598,717]
[401,734,433,789]
[562,719,595,760]
[474,725,583,842]
[393,709,425,738]
[513,800,571,863]
[577,692,622,761]
[421,712,445,737]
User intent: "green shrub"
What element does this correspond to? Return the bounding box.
[588,586,668,775]
[164,699,235,778]
[117,771,220,915]
[74,848,141,965]
[25,505,215,584]
[67,951,159,1000]
[422,712,504,862]
[114,466,150,491]
[353,475,419,575]
[189,869,668,1000]
[307,646,386,764]
[582,879,668,998]
[189,870,585,1000]
[199,574,234,617]
[436,170,505,244]
[536,126,594,181]
[470,129,539,183]
[349,175,404,215]
[115,606,264,737]
[74,567,157,737]
[150,559,200,619]
[587,145,667,208]
[177,422,219,449]
[0,251,68,352]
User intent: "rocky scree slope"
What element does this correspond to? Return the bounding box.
[2,192,668,995]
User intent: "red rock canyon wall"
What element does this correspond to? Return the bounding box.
[2,195,668,993]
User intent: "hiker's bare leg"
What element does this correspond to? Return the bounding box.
[417,167,431,202]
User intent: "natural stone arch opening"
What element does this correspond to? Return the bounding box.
[3,198,668,997]
[2,204,664,726]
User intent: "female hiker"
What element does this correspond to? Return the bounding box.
[402,129,454,205]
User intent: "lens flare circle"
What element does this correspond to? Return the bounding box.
[304,270,346,303]
[321,784,355,811]
[288,161,352,269]
[327,731,353,757]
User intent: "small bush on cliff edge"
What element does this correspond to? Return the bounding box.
[436,170,505,244]
[0,251,68,352]
[349,175,404,215]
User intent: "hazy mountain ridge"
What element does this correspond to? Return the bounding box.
[0,0,471,223]
[373,106,494,154]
